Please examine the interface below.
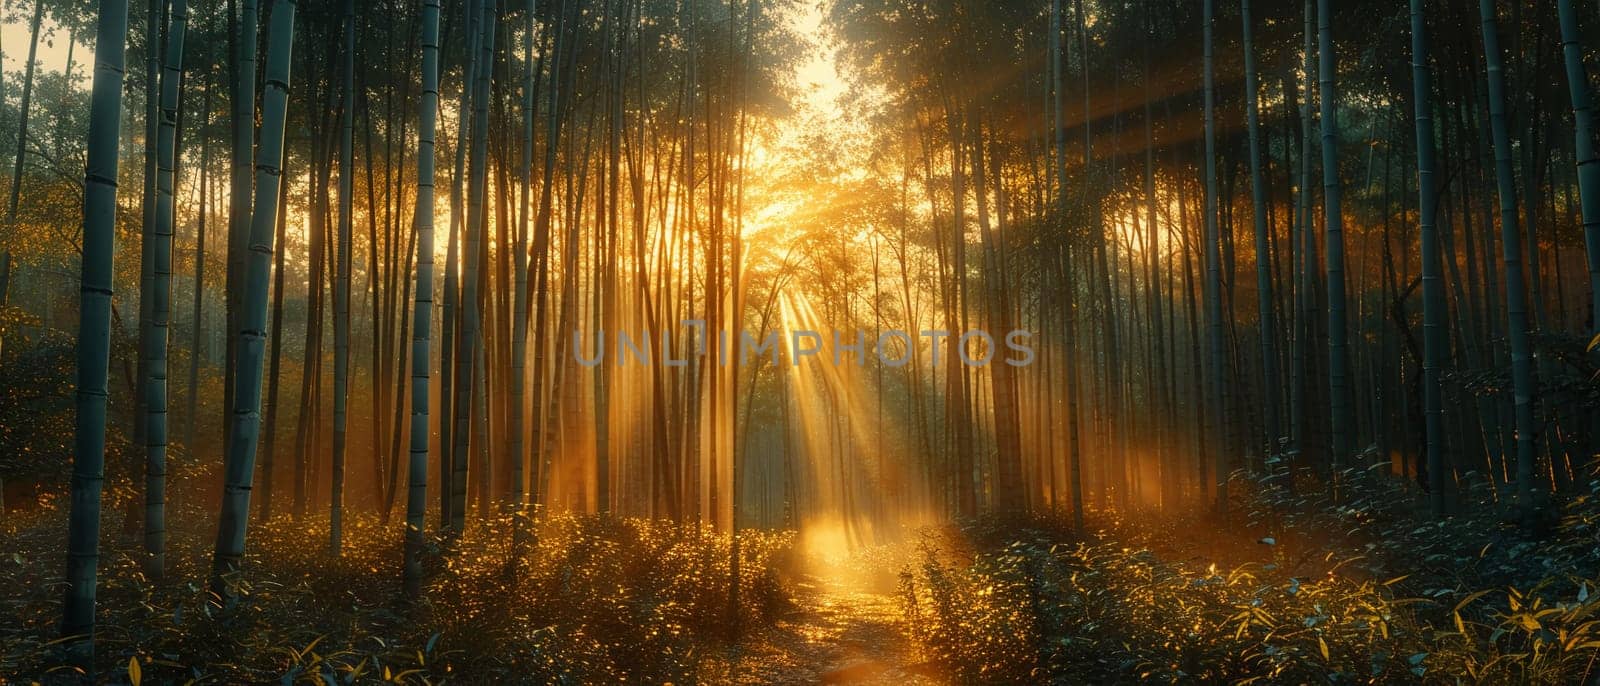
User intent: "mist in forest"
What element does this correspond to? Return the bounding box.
[1,0,1599,682]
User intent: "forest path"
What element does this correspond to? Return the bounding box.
[712,515,1257,684]
[719,568,943,684]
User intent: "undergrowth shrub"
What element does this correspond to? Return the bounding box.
[0,505,793,684]
[900,519,1600,684]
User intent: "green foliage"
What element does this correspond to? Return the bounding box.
[1,499,792,683]
[898,516,1600,684]
[0,329,138,500]
[1453,331,1600,409]
[0,330,77,486]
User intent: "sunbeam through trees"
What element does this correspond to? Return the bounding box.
[1,0,1600,682]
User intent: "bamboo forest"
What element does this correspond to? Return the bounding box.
[5,0,1600,681]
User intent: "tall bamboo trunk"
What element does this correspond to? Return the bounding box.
[970,119,1021,511]
[405,0,442,596]
[1289,0,1313,468]
[1140,0,1169,508]
[1201,0,1228,511]
[225,0,258,456]
[329,0,356,555]
[384,190,418,520]
[441,0,483,532]
[6,0,45,220]
[186,82,211,453]
[1410,0,1447,516]
[212,0,298,600]
[130,0,159,525]
[597,0,625,517]
[62,0,132,654]
[1555,0,1600,335]
[260,166,290,521]
[508,0,535,525]
[293,123,329,520]
[1318,0,1353,475]
[531,0,576,515]
[142,0,187,580]
[450,0,497,531]
[1479,0,1539,518]
[1048,0,1083,530]
[1241,0,1281,459]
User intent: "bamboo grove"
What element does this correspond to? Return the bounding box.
[820,0,1599,524]
[11,0,1600,660]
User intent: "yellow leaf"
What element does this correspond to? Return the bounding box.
[128,657,141,686]
[1318,636,1330,661]
[1383,575,1410,586]
[1587,332,1599,353]
[1454,590,1493,615]
[298,635,326,661]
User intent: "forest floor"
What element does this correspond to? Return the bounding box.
[716,572,938,684]
[7,466,1600,683]
[732,511,1282,684]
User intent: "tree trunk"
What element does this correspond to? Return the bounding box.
[131,0,159,524]
[62,0,132,654]
[212,0,298,600]
[1410,0,1447,516]
[225,0,258,456]
[1556,0,1600,335]
[1318,0,1354,475]
[6,0,45,220]
[142,0,187,580]
[329,0,356,556]
[450,0,497,532]
[404,0,442,596]
[186,81,211,453]
[1479,0,1539,518]
[260,158,290,522]
[1241,0,1282,459]
[440,0,482,533]
[1202,0,1228,511]
[509,0,536,530]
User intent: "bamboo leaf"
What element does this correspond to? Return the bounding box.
[1454,590,1493,615]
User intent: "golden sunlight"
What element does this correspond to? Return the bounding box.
[3,0,1595,682]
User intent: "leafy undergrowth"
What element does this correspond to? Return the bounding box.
[0,333,796,684]
[1240,461,1600,596]
[0,494,793,684]
[0,330,133,508]
[896,482,1600,685]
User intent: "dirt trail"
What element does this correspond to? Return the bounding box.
[713,515,1276,684]
[719,571,943,684]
